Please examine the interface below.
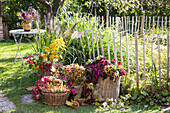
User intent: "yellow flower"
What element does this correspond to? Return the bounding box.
[45,47,50,53]
[50,55,55,60]
[51,51,56,55]
[42,54,47,59]
[55,55,59,59]
[45,47,49,50]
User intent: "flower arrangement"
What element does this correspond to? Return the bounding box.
[18,6,36,22]
[32,76,69,99]
[42,38,66,63]
[62,64,86,86]
[85,56,126,84]
[24,55,57,78]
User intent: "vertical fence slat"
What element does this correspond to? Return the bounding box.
[127,16,129,33]
[110,16,112,27]
[85,30,91,59]
[92,31,95,59]
[107,32,110,62]
[157,34,161,88]
[143,32,146,89]
[149,16,151,32]
[135,33,139,94]
[122,17,124,34]
[167,33,169,91]
[165,16,167,31]
[112,17,114,29]
[157,16,159,32]
[128,16,130,33]
[153,16,155,30]
[126,33,130,85]
[135,16,138,32]
[124,16,127,32]
[132,16,134,34]
[120,33,123,66]
[161,16,164,31]
[80,36,86,62]
[145,16,147,30]
[112,32,117,61]
[151,30,154,73]
[102,16,104,29]
[99,31,104,56]
[137,16,140,33]
[95,31,100,56]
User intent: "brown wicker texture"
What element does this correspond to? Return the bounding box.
[41,91,70,105]
[93,77,121,101]
[74,85,83,98]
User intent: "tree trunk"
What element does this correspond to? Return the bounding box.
[52,0,65,17]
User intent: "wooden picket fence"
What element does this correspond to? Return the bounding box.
[44,15,169,92]
[81,31,169,93]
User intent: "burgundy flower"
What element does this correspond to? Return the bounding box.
[119,68,126,76]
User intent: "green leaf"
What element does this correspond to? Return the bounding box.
[141,91,148,96]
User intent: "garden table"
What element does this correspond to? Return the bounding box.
[9,29,46,66]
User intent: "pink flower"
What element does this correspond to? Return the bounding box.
[71,88,75,94]
[112,59,116,62]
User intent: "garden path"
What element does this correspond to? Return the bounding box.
[0,91,16,112]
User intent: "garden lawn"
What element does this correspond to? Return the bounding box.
[0,40,166,113]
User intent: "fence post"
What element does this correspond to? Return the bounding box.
[85,30,91,59]
[157,34,161,89]
[126,33,130,86]
[120,33,123,66]
[99,31,104,57]
[167,33,169,91]
[135,33,139,94]
[143,32,146,90]
[106,10,109,28]
[141,12,145,38]
[95,31,100,56]
[107,32,110,62]
[92,31,95,59]
[112,32,117,61]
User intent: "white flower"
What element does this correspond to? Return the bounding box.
[102,102,107,108]
[51,66,56,72]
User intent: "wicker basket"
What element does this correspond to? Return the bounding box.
[41,91,70,105]
[74,85,83,98]
[93,77,121,101]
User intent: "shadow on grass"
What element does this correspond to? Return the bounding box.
[0,57,15,62]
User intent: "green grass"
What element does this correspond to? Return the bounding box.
[0,40,167,113]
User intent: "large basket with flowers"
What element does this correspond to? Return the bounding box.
[32,76,70,105]
[85,56,126,101]
[62,64,86,98]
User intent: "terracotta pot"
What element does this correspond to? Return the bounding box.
[22,21,31,31]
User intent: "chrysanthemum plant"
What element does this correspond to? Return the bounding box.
[62,64,86,86]
[85,56,126,84]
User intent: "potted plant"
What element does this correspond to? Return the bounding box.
[85,56,126,101]
[32,76,70,105]
[62,64,86,98]
[17,6,36,31]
